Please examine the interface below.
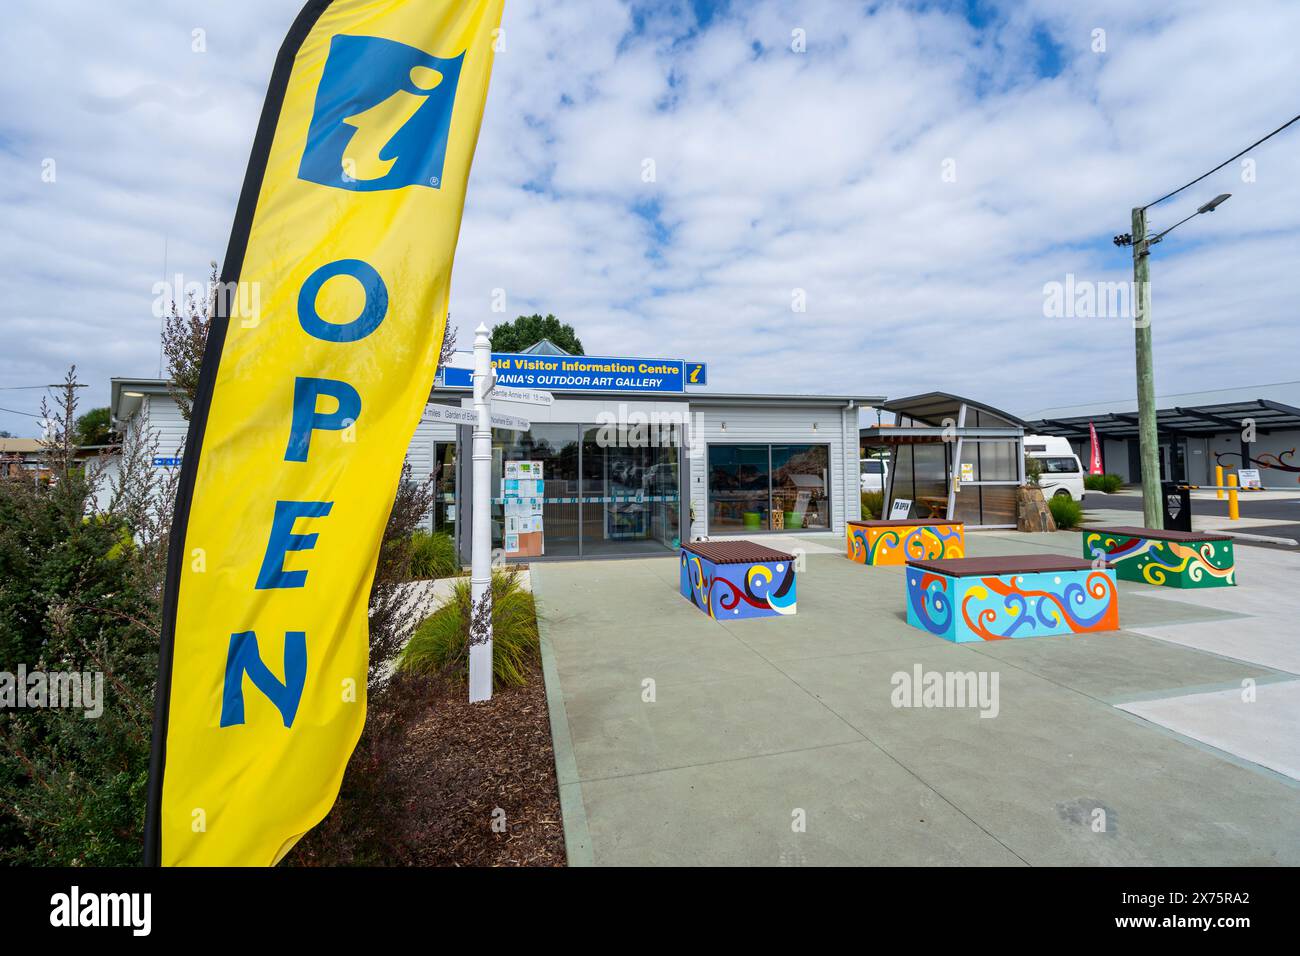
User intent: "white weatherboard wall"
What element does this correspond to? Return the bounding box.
[143,394,190,461]
[689,403,860,538]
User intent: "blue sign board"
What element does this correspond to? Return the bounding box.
[440,353,702,393]
[685,361,707,385]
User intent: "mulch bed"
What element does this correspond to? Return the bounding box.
[402,666,566,866]
[289,664,566,867]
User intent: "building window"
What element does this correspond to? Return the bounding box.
[708,443,830,532]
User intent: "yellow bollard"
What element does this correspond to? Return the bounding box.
[1227,474,1239,521]
[1215,465,1224,499]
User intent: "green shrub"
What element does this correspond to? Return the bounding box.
[400,570,539,688]
[1083,473,1124,493]
[1048,494,1084,530]
[861,490,884,520]
[0,459,160,865]
[409,530,459,579]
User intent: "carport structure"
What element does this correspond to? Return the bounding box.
[1027,397,1300,486]
[860,392,1026,529]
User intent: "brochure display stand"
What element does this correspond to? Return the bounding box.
[503,460,545,558]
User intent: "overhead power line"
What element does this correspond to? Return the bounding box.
[0,405,42,418]
[1144,111,1300,210]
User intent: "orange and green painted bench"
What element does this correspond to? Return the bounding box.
[847,519,964,566]
[906,555,1119,642]
[1081,526,1236,589]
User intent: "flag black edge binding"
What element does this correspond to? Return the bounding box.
[143,0,338,867]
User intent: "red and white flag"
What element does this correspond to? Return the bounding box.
[1088,422,1103,475]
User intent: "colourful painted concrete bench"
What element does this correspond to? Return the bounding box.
[846,519,964,565]
[680,540,797,620]
[1081,525,1236,588]
[905,555,1118,642]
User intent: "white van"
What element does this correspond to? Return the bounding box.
[1023,435,1084,502]
[860,458,889,492]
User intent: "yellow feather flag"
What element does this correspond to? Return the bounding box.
[144,0,504,866]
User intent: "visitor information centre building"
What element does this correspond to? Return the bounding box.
[420,346,880,562]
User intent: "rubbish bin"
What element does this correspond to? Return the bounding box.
[1161,480,1191,532]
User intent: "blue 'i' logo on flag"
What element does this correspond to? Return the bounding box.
[299,34,464,191]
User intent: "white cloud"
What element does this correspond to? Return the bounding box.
[2,0,1298,435]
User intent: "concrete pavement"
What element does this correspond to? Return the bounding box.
[534,530,1300,866]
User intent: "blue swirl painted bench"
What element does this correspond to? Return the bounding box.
[905,554,1118,642]
[680,540,797,620]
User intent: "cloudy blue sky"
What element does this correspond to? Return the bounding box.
[2,0,1299,436]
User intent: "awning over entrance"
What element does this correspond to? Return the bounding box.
[871,391,1029,431]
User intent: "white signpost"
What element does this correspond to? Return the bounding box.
[465,325,535,703]
[468,325,494,703]
[427,337,533,702]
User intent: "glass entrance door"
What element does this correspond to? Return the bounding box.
[581,426,680,556]
[489,423,680,559]
[432,441,457,538]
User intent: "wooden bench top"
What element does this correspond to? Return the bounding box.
[681,540,795,565]
[908,555,1103,577]
[848,519,963,528]
[1081,525,1227,543]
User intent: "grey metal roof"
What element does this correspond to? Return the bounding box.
[881,391,1028,429]
[1025,380,1300,420]
[520,338,572,356]
[1028,398,1300,441]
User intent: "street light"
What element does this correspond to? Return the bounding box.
[1112,193,1231,529]
[1197,193,1232,214]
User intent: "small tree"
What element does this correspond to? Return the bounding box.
[1023,454,1043,488]
[74,407,115,447]
[38,367,83,477]
[489,313,584,354]
[438,319,457,374]
[161,262,218,420]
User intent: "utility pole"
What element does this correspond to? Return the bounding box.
[1130,205,1163,530]
[468,323,494,703]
